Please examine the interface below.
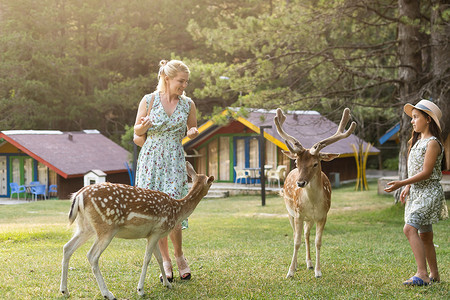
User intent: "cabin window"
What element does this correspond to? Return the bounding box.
[208,140,218,178]
[38,162,48,185]
[236,138,245,168]
[249,138,259,168]
[219,136,230,181]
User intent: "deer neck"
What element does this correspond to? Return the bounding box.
[174,180,206,222]
[302,167,323,196]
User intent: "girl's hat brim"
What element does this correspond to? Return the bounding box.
[404,99,442,131]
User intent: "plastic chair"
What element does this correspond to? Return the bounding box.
[234,166,250,186]
[10,183,26,200]
[48,184,58,198]
[264,165,273,177]
[29,181,41,186]
[267,165,287,188]
[30,184,47,201]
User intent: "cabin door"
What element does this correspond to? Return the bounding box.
[0,156,7,196]
[233,136,260,169]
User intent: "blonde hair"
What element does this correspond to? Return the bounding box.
[156,60,190,94]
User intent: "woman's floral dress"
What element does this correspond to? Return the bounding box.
[135,92,191,226]
[406,136,448,225]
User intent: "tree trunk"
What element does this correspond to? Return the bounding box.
[396,0,423,202]
[430,0,450,141]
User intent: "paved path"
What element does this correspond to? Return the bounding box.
[0,199,32,205]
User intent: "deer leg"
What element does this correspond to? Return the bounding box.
[136,235,171,296]
[287,217,303,278]
[60,228,94,297]
[87,232,117,300]
[314,219,327,278]
[304,221,314,270]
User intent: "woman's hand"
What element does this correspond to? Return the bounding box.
[140,115,152,129]
[187,127,199,139]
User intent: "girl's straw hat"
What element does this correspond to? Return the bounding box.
[404,99,442,131]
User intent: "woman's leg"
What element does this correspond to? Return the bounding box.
[420,230,440,282]
[170,223,183,258]
[158,237,173,280]
[169,223,191,279]
[403,224,430,283]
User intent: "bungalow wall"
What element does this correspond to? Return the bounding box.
[322,156,357,181]
[57,172,130,200]
[0,153,58,198]
[185,120,353,183]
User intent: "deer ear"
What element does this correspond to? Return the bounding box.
[186,161,197,180]
[282,150,297,160]
[319,153,339,161]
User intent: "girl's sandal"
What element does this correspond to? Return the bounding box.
[176,255,191,280]
[159,261,173,283]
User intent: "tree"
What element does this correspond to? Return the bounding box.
[188,0,449,178]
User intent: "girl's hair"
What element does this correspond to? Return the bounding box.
[156,60,190,95]
[408,109,443,153]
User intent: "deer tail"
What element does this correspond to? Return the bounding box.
[68,186,87,225]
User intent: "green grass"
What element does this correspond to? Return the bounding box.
[0,182,449,299]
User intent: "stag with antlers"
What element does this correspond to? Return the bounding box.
[274,108,356,279]
[60,162,214,299]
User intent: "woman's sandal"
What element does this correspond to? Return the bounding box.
[176,255,191,280]
[159,261,174,283]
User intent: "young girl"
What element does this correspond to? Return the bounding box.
[384,99,447,286]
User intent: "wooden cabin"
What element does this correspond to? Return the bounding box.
[0,130,131,199]
[182,108,379,184]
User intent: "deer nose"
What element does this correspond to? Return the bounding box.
[297,181,307,188]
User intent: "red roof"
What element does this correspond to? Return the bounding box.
[0,130,130,178]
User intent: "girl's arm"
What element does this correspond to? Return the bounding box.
[186,100,199,139]
[384,139,441,193]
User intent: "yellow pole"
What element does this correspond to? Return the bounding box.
[352,144,360,191]
[362,143,372,190]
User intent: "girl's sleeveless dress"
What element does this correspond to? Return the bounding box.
[406,136,447,225]
[135,92,190,202]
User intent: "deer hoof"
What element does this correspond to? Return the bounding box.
[137,287,145,296]
[315,270,322,278]
[286,271,295,278]
[60,289,69,297]
[308,266,314,270]
[102,291,116,300]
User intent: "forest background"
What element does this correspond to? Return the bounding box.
[0,0,449,180]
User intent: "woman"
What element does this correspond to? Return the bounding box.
[134,59,199,282]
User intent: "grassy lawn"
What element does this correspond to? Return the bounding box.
[0,181,448,299]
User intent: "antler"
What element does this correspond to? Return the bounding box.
[309,108,356,155]
[274,108,305,154]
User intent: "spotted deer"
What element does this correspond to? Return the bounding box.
[274,108,356,279]
[60,162,214,299]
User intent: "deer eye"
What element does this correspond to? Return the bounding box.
[313,163,319,168]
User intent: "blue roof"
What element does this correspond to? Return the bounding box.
[379,123,400,145]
